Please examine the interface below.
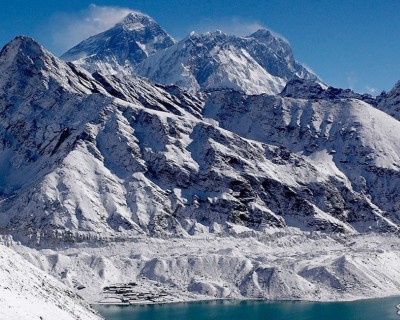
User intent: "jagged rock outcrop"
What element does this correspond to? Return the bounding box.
[281,79,375,105]
[376,80,400,119]
[203,88,400,231]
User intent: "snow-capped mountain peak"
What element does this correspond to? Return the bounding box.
[135,28,319,94]
[61,11,175,76]
[249,28,289,45]
[0,35,49,70]
[117,11,176,56]
[248,28,293,62]
[117,11,157,33]
[0,35,103,97]
[62,12,320,95]
[5,33,400,305]
[121,11,154,24]
[3,34,400,243]
[250,28,279,39]
[2,35,41,53]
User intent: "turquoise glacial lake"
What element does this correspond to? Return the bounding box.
[94,296,400,320]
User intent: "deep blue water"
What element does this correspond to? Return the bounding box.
[94,296,400,320]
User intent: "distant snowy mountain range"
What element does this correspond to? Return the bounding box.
[2,10,400,316]
[62,11,319,95]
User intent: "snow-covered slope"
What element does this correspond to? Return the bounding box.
[61,12,175,76]
[204,81,400,231]
[0,243,101,320]
[3,35,400,304]
[135,29,319,95]
[0,36,203,243]
[11,233,400,304]
[1,36,400,247]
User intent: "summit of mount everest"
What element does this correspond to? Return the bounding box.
[2,10,400,317]
[61,12,176,76]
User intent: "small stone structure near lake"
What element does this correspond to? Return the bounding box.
[100,281,172,304]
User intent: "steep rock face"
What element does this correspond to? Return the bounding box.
[376,81,400,120]
[281,79,375,105]
[61,12,175,76]
[0,36,108,196]
[0,37,201,242]
[203,89,400,231]
[135,30,319,95]
[2,37,400,247]
[0,243,101,320]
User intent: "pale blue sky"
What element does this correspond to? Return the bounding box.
[1,0,400,94]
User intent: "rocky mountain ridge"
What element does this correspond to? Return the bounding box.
[62,12,319,95]
[2,15,400,307]
[134,29,319,95]
[1,36,400,247]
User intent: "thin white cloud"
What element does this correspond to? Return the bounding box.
[298,61,323,81]
[47,4,135,55]
[346,72,357,90]
[44,7,289,55]
[366,86,376,94]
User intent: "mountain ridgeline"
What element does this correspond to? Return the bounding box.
[1,10,400,247]
[62,11,318,95]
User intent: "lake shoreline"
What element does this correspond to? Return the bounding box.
[92,293,400,307]
[10,233,400,310]
[93,296,400,320]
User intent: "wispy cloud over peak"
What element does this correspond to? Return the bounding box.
[346,72,357,91]
[366,86,377,94]
[46,4,136,55]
